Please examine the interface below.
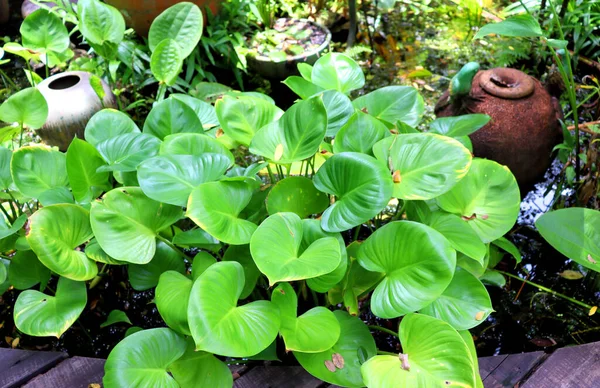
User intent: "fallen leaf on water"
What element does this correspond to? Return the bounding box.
[590,306,598,316]
[558,270,584,280]
[529,337,557,347]
[324,360,336,372]
[332,353,344,369]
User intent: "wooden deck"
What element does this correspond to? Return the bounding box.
[2,342,600,387]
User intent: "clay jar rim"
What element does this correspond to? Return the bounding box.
[47,74,81,90]
[479,68,535,99]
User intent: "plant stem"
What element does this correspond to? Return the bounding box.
[156,83,167,102]
[353,224,361,241]
[497,270,597,314]
[266,164,277,183]
[368,325,399,338]
[18,121,24,148]
[0,204,14,224]
[156,235,188,261]
[0,69,18,89]
[45,53,49,79]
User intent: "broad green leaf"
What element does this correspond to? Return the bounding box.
[250,97,327,163]
[171,94,219,129]
[420,268,492,330]
[125,326,143,337]
[85,238,127,265]
[169,339,233,388]
[148,2,203,57]
[536,208,600,271]
[333,111,390,155]
[357,221,455,318]
[311,53,365,94]
[492,236,522,264]
[38,186,75,206]
[143,98,203,140]
[161,133,234,164]
[0,260,5,284]
[272,283,340,352]
[266,176,329,218]
[138,153,232,206]
[101,310,132,328]
[27,204,97,281]
[14,277,86,338]
[322,90,354,137]
[20,9,69,53]
[7,251,51,290]
[373,133,472,200]
[0,146,12,189]
[78,0,125,59]
[188,261,280,357]
[428,211,487,264]
[67,138,111,203]
[96,133,162,172]
[187,180,257,245]
[459,331,485,388]
[128,241,186,290]
[156,271,192,335]
[474,14,544,39]
[215,95,283,146]
[222,244,260,299]
[12,146,68,198]
[298,63,313,81]
[314,152,393,232]
[436,158,520,243]
[250,212,341,286]
[172,228,220,252]
[352,86,424,127]
[91,187,183,264]
[302,219,349,293]
[360,314,475,387]
[84,109,140,147]
[150,39,183,86]
[480,270,506,287]
[0,214,27,240]
[283,76,324,99]
[429,114,491,137]
[0,88,48,129]
[104,328,186,388]
[295,310,377,387]
[191,251,217,281]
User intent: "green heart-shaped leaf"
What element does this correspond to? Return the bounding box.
[172,228,220,252]
[138,153,232,206]
[322,90,354,137]
[78,0,125,59]
[66,138,111,203]
[143,98,203,140]
[96,133,162,172]
[436,158,520,243]
[85,238,127,265]
[27,204,97,281]
[295,310,377,387]
[156,271,192,335]
[283,76,324,99]
[150,39,183,86]
[352,86,424,127]
[357,221,455,318]
[91,187,183,264]
[21,9,69,53]
[11,146,68,198]
[427,211,486,264]
[103,328,186,388]
[373,133,472,200]
[429,114,491,137]
[14,277,86,338]
[171,94,219,129]
[250,212,341,286]
[8,250,51,290]
[188,261,280,357]
[100,310,132,328]
[250,96,327,163]
[128,240,186,290]
[148,2,203,57]
[160,133,234,163]
[360,314,475,387]
[420,268,492,330]
[84,109,140,147]
[302,219,349,293]
[272,283,340,352]
[314,152,393,232]
[222,244,260,299]
[0,146,12,190]
[333,111,390,155]
[266,176,329,218]
[0,87,48,129]
[536,207,600,271]
[311,53,365,94]
[459,330,485,388]
[215,95,283,146]
[169,339,233,388]
[187,180,257,245]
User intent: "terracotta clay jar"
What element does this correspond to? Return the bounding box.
[36,71,117,151]
[435,67,563,190]
[104,0,221,36]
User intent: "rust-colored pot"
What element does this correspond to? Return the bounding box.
[435,67,563,190]
[104,0,221,36]
[37,71,117,151]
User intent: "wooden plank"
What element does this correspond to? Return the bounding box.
[230,364,250,380]
[482,351,546,388]
[0,348,67,388]
[478,355,508,381]
[522,341,600,388]
[22,357,105,388]
[234,366,323,388]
